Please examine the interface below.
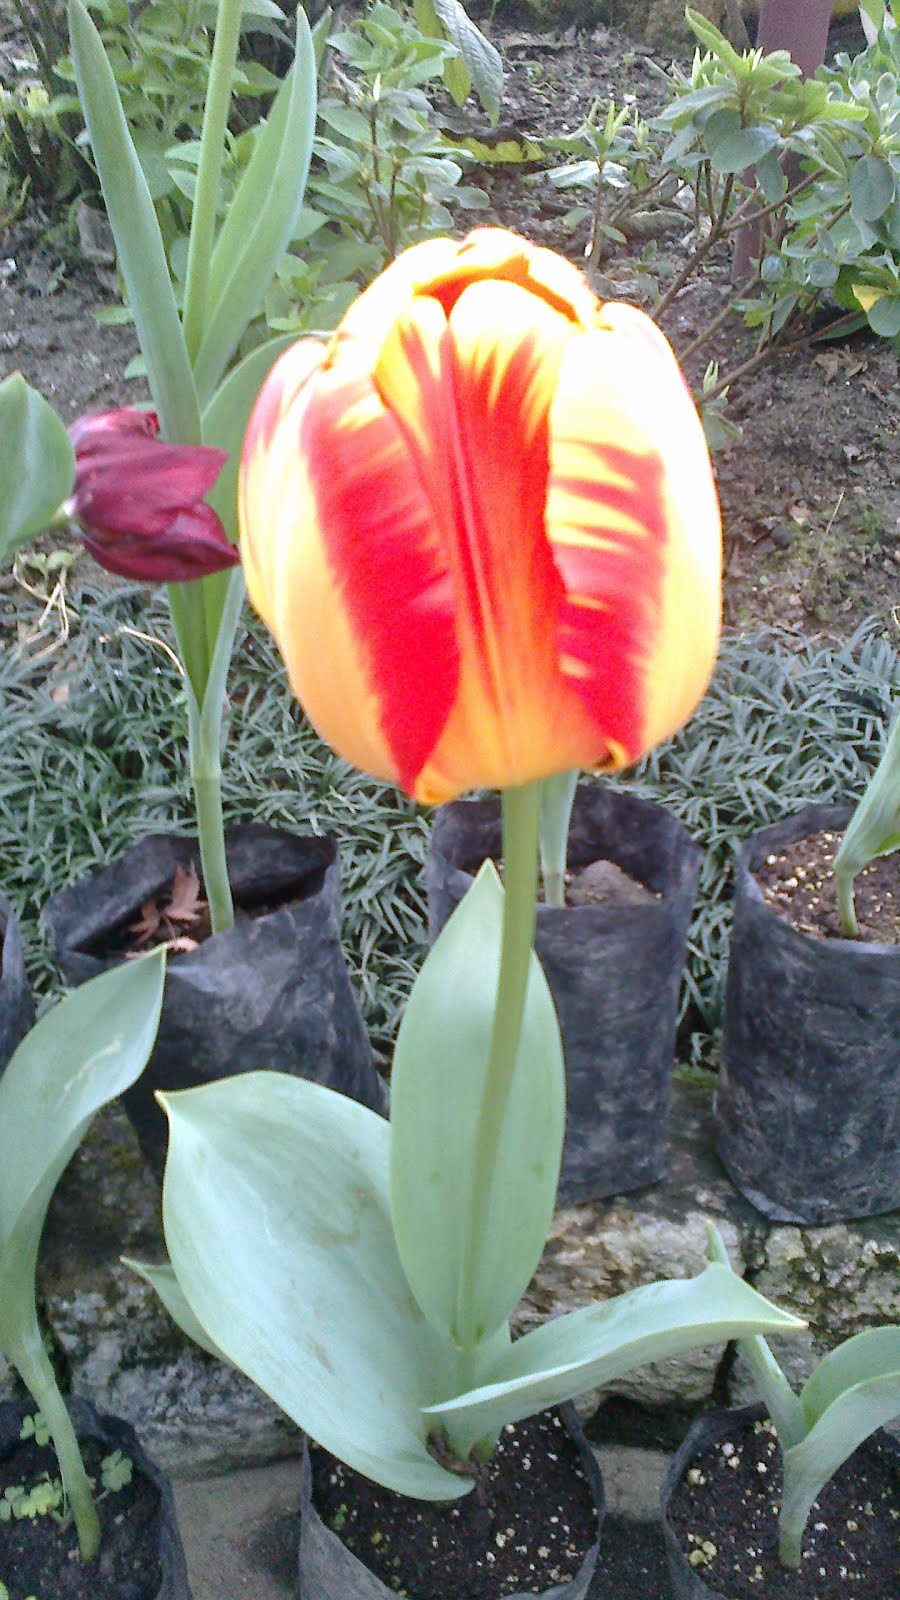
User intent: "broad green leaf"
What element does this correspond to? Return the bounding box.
[423,1264,805,1456]
[160,1073,467,1500]
[0,953,166,1352]
[202,334,297,540]
[781,1365,900,1563]
[193,13,317,403]
[0,375,75,562]
[68,0,200,444]
[798,1326,900,1428]
[867,294,900,336]
[390,864,564,1352]
[433,0,502,121]
[704,109,779,175]
[124,1258,229,1362]
[851,154,896,223]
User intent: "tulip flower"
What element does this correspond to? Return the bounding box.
[67,408,238,583]
[239,227,721,805]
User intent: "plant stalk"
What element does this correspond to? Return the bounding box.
[182,0,244,360]
[191,747,233,936]
[454,782,541,1363]
[539,770,578,909]
[13,1327,100,1561]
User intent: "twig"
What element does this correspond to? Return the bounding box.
[653,172,735,320]
[677,270,761,363]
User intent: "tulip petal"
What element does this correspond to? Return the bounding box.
[241,346,460,793]
[546,308,721,765]
[374,279,603,801]
[422,227,601,327]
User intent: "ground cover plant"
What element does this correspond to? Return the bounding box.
[0,569,894,1057]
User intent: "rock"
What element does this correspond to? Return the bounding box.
[730,1217,900,1404]
[516,1082,758,1408]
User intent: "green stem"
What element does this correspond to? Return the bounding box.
[192,754,233,935]
[777,1493,806,1571]
[181,0,244,360]
[454,782,541,1363]
[834,863,859,939]
[539,770,578,910]
[13,1328,100,1561]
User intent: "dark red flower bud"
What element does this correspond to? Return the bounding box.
[67,408,238,583]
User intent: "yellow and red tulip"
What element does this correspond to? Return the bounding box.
[239,228,721,804]
[67,409,237,583]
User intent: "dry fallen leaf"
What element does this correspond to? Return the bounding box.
[129,898,162,945]
[166,862,204,925]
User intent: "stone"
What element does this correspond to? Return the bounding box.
[730,1216,900,1404]
[516,1081,758,1408]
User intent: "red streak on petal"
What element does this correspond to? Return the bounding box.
[552,442,668,763]
[300,369,459,794]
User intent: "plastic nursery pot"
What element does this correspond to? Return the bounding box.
[0,1396,191,1600]
[297,1404,605,1600]
[716,803,900,1225]
[42,822,386,1174]
[660,1402,900,1600]
[0,891,33,1074]
[426,784,701,1203]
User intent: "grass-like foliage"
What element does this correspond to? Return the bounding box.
[0,577,896,1049]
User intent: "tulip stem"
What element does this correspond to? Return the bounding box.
[454,782,541,1363]
[182,0,243,362]
[539,770,578,910]
[11,1327,100,1561]
[192,760,233,936]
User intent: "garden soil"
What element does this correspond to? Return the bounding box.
[1,8,898,647]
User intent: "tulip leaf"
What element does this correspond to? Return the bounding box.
[68,0,201,445]
[0,375,75,562]
[0,953,166,1361]
[159,1072,469,1500]
[390,863,565,1352]
[781,1356,900,1567]
[423,1265,806,1456]
[797,1326,900,1429]
[124,1258,228,1363]
[834,711,900,933]
[202,335,297,540]
[192,13,317,403]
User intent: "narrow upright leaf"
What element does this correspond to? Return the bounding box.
[68,0,200,443]
[0,953,166,1345]
[391,863,564,1352]
[193,14,317,402]
[202,334,297,539]
[0,376,75,561]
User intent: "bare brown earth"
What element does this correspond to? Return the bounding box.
[0,6,897,645]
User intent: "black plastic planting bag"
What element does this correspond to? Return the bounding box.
[297,1404,605,1600]
[0,892,33,1074]
[660,1404,764,1600]
[42,824,385,1173]
[0,1396,191,1600]
[716,804,900,1224]
[426,786,700,1204]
